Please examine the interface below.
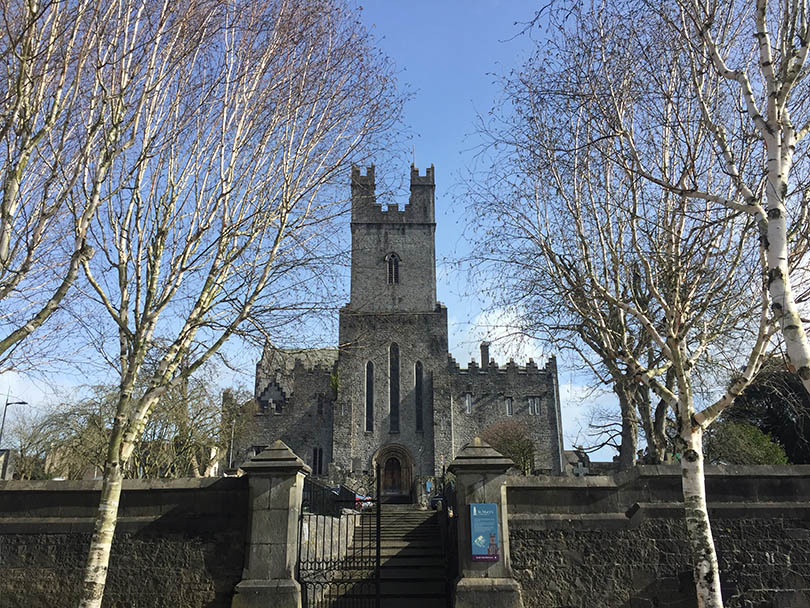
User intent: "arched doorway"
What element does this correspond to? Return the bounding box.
[374,444,413,503]
[383,457,402,494]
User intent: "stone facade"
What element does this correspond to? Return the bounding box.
[251,165,565,495]
[253,348,337,473]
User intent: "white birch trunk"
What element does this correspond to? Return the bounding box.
[79,460,123,608]
[680,427,723,608]
[762,132,810,394]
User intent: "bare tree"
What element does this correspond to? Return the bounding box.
[471,72,671,468]
[620,0,810,395]
[481,420,535,475]
[4,409,50,479]
[0,0,191,372]
[73,1,401,605]
[31,368,244,481]
[473,2,782,605]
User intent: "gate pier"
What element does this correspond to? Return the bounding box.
[231,441,310,608]
[448,437,525,608]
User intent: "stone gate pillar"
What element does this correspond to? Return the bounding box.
[448,437,524,608]
[231,440,310,608]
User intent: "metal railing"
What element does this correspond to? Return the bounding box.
[439,472,458,607]
[302,477,356,517]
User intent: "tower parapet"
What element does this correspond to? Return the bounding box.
[351,165,376,218]
[351,164,435,224]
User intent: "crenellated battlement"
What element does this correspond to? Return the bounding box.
[351,164,376,206]
[453,358,550,376]
[410,164,435,185]
[448,343,553,376]
[351,164,435,224]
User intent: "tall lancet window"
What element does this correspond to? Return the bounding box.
[365,361,374,432]
[389,343,400,433]
[386,252,400,285]
[415,361,424,432]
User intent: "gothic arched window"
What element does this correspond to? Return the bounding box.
[389,343,400,433]
[365,361,374,432]
[385,252,400,285]
[415,361,424,432]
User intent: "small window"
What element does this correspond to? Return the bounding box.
[528,397,540,415]
[312,446,324,475]
[386,252,400,284]
[317,394,324,416]
[465,393,472,415]
[505,397,513,416]
[272,399,282,414]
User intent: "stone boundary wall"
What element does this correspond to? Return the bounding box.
[0,477,248,608]
[507,465,810,608]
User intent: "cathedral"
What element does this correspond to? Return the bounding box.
[250,165,564,499]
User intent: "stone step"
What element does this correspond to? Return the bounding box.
[347,547,444,559]
[379,579,446,595]
[360,521,438,529]
[358,522,439,528]
[356,541,440,547]
[355,524,439,530]
[356,525,439,533]
[359,518,438,524]
[380,566,448,580]
[350,546,443,555]
[357,535,440,542]
[329,594,446,608]
[351,538,442,547]
[355,529,440,538]
[359,512,436,516]
[379,554,444,568]
[357,529,439,535]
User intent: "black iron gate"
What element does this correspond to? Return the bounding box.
[439,471,458,608]
[297,468,381,608]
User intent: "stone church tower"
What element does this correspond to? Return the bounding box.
[332,165,448,494]
[251,165,564,500]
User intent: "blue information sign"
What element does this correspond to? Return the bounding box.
[470,503,499,562]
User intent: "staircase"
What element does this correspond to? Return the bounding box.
[338,505,448,608]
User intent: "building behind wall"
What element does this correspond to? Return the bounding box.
[250,165,565,499]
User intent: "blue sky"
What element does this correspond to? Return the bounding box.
[359,1,537,361]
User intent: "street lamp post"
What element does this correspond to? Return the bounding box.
[0,396,27,451]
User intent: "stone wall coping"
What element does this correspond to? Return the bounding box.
[0,476,245,492]
[505,464,810,488]
[509,500,810,532]
[0,514,220,534]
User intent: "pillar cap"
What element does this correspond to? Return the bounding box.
[448,437,515,474]
[240,440,311,475]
